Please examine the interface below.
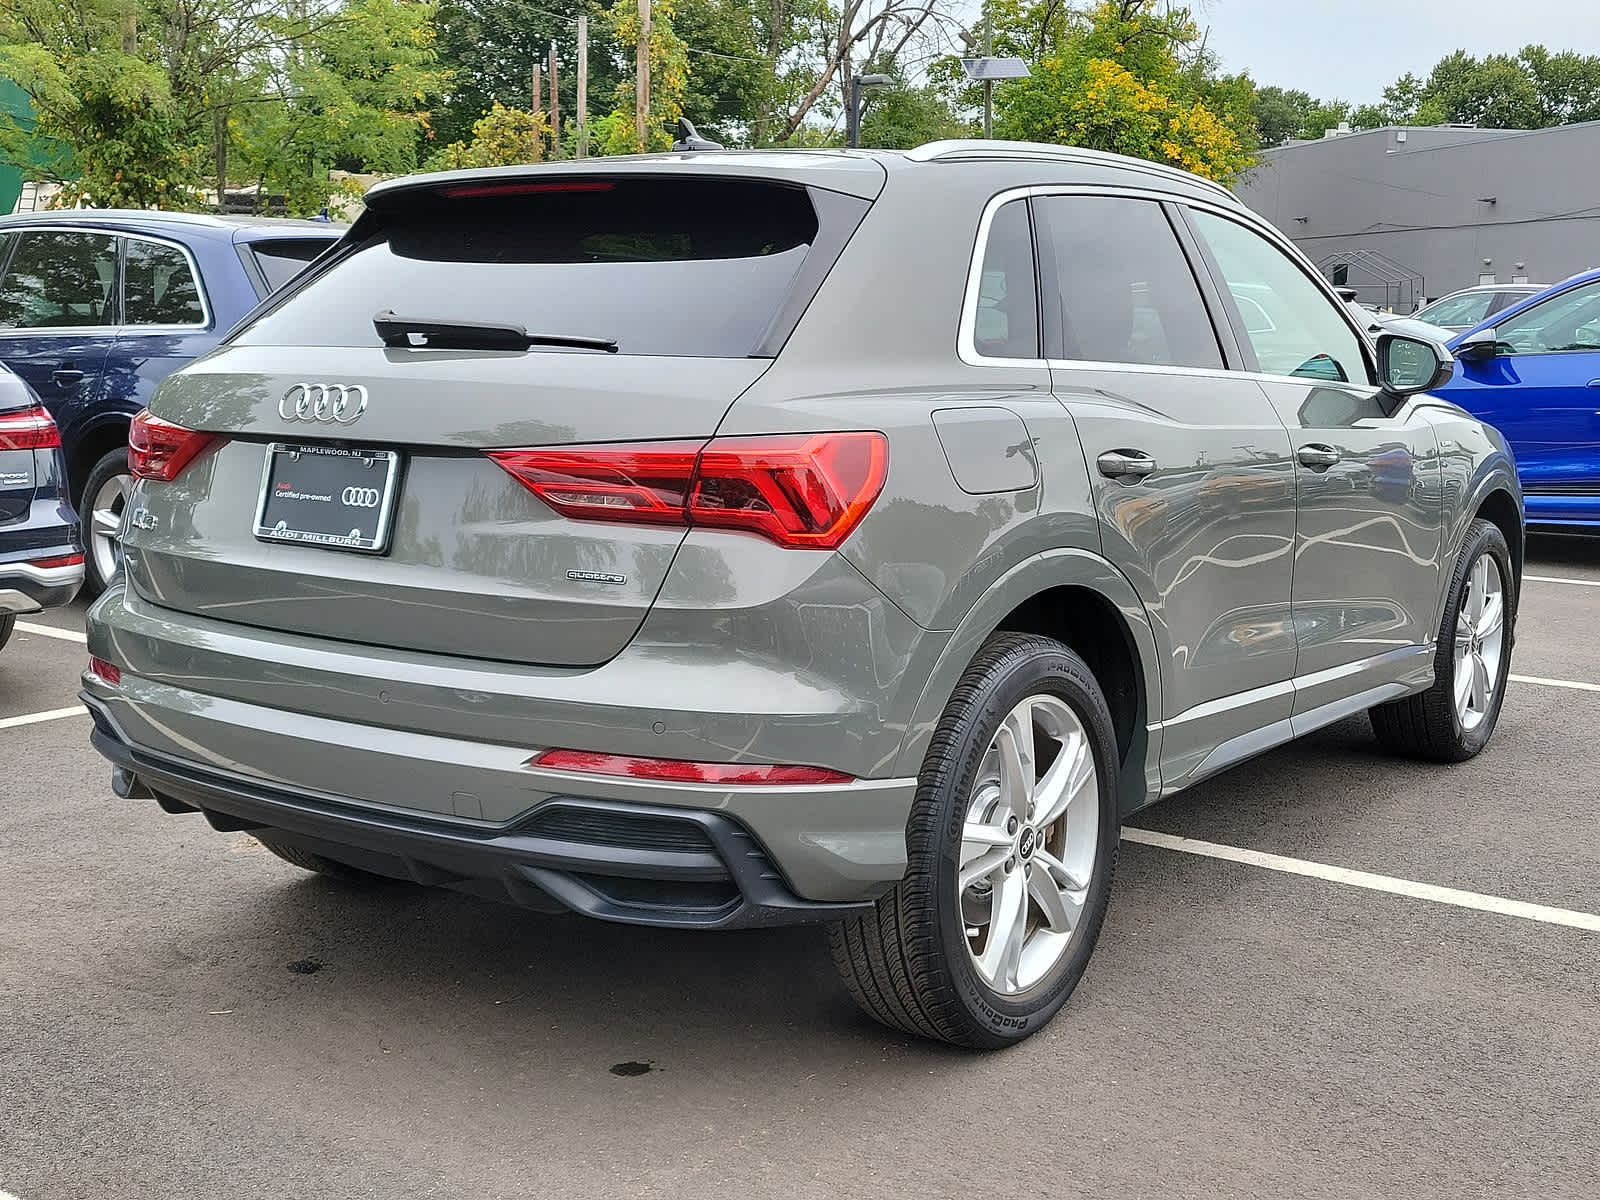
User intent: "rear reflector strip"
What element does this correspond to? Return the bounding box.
[528,749,853,786]
[30,553,84,570]
[88,657,121,685]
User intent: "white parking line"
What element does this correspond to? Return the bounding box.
[1525,573,1600,589]
[0,706,87,731]
[1123,827,1600,933]
[14,621,87,644]
[1510,673,1600,693]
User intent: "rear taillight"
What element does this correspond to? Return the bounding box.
[129,409,218,482]
[0,404,61,451]
[488,432,888,550]
[528,749,853,786]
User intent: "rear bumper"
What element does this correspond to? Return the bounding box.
[84,695,887,928]
[0,556,84,615]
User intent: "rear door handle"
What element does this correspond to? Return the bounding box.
[1586,378,1600,388]
[1096,450,1157,481]
[1297,444,1341,469]
[51,367,85,387]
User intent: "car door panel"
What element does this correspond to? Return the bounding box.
[1183,206,1444,710]
[1055,368,1298,785]
[1256,380,1444,708]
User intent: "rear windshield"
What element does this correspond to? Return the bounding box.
[250,239,338,293]
[234,179,822,357]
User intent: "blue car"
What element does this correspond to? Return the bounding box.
[0,211,343,590]
[0,362,81,652]
[1438,267,1600,530]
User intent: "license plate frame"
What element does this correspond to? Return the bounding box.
[253,442,401,554]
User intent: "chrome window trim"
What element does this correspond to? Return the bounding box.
[0,224,213,335]
[958,183,1381,389]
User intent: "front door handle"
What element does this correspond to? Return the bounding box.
[51,367,85,387]
[1297,443,1341,470]
[1096,449,1157,482]
[1586,378,1600,389]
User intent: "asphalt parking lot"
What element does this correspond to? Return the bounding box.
[3,539,1598,1200]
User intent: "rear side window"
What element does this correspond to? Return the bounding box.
[1190,209,1370,384]
[1032,196,1222,369]
[1493,279,1600,353]
[972,200,1039,358]
[123,238,205,325]
[235,179,830,357]
[250,239,336,293]
[1415,290,1496,328]
[0,231,119,329]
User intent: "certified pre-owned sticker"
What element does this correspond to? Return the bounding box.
[567,569,627,586]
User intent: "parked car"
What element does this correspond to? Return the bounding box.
[83,143,1523,1048]
[1435,267,1600,529]
[1413,283,1545,333]
[0,362,81,651]
[1339,292,1452,343]
[0,211,344,592]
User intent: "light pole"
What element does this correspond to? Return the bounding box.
[847,73,893,148]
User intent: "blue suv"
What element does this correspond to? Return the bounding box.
[0,211,343,590]
[1437,267,1600,530]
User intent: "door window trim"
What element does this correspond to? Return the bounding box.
[959,184,1377,387]
[0,225,212,336]
[119,232,213,331]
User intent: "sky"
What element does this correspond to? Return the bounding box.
[1199,0,1600,104]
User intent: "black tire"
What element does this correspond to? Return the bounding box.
[0,613,14,653]
[80,446,132,596]
[828,632,1120,1049]
[252,833,395,883]
[1370,518,1515,762]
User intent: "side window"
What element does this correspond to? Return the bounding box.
[1190,210,1371,385]
[1417,291,1495,328]
[1493,280,1600,354]
[0,231,120,329]
[124,238,206,326]
[972,200,1039,359]
[1033,196,1222,369]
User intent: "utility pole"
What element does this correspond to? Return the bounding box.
[532,61,542,116]
[635,0,650,151]
[982,12,993,139]
[548,41,560,157]
[576,15,589,158]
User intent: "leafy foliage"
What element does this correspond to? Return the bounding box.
[993,1,1255,181]
[427,100,548,168]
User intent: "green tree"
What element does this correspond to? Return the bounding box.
[1518,45,1600,125]
[859,72,968,148]
[426,99,547,167]
[992,0,1254,181]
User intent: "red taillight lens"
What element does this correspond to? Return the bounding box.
[30,553,83,570]
[489,443,701,526]
[129,409,217,482]
[529,749,853,786]
[88,656,121,685]
[488,432,888,551]
[0,404,61,451]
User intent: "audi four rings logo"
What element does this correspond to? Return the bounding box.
[342,487,382,508]
[280,382,368,424]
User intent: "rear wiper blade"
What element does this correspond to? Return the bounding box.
[373,311,618,353]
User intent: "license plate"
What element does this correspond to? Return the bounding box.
[254,442,400,553]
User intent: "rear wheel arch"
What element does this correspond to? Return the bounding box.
[69,417,132,504]
[895,549,1161,816]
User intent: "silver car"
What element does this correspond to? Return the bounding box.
[83,141,1522,1048]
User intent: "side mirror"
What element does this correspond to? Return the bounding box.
[1376,330,1454,396]
[1334,286,1359,302]
[1454,327,1500,362]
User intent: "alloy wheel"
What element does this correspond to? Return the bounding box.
[958,694,1099,995]
[89,471,131,585]
[1454,551,1505,733]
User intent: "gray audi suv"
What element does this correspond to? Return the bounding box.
[83,142,1522,1048]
